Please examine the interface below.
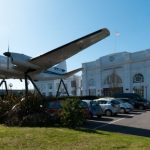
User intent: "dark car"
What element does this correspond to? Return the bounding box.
[113,93,150,110]
[82,100,103,118]
[46,100,91,119]
[46,101,62,118]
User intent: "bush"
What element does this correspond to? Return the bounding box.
[0,94,21,122]
[59,98,85,128]
[5,94,48,126]
[19,94,44,115]
[0,95,88,127]
[20,112,52,127]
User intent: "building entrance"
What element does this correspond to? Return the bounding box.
[103,87,123,96]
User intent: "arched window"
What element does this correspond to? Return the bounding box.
[133,73,144,83]
[104,73,122,85]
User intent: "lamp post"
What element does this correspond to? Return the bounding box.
[9,83,13,94]
[114,32,120,52]
[145,85,148,99]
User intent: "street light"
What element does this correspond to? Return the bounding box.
[145,85,148,99]
[114,31,120,52]
[9,83,13,89]
[9,83,13,94]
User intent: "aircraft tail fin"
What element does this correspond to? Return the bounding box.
[55,61,67,72]
[48,61,67,74]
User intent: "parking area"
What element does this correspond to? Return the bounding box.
[85,109,150,137]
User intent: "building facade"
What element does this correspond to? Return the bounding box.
[82,49,150,100]
[35,75,81,96]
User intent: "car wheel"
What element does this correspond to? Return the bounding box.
[120,107,126,114]
[139,105,144,110]
[105,110,112,116]
[97,115,101,118]
[89,112,93,118]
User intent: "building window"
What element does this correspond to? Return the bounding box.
[71,80,76,87]
[71,90,76,96]
[89,89,96,96]
[133,73,144,83]
[49,92,53,96]
[40,84,46,91]
[133,86,144,97]
[88,79,95,86]
[48,83,53,89]
[42,92,46,96]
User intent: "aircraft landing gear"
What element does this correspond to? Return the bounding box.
[24,74,43,100]
[0,79,8,95]
[56,79,69,97]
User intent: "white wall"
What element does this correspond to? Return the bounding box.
[35,75,81,97]
[82,49,150,100]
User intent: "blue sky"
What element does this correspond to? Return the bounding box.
[0,0,150,89]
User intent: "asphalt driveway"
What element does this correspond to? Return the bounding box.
[85,109,150,137]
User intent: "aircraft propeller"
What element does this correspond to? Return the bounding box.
[3,45,11,69]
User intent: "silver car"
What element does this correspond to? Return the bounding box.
[94,97,120,116]
[115,98,133,113]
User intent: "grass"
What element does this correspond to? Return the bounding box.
[0,125,150,150]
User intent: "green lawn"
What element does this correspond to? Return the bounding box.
[0,125,150,150]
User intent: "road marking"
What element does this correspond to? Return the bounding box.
[87,113,137,130]
[93,118,126,130]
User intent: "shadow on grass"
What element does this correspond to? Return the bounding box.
[75,127,110,135]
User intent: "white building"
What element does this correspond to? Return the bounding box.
[35,60,82,96]
[82,49,150,100]
[35,75,81,96]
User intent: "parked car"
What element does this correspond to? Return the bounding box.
[94,97,120,116]
[115,98,133,113]
[79,100,92,119]
[46,101,62,118]
[46,100,91,119]
[82,100,103,118]
[113,93,150,110]
[117,98,136,107]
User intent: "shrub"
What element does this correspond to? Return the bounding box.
[0,94,45,126]
[0,95,88,127]
[19,94,44,115]
[59,98,85,128]
[0,94,21,122]
[20,112,52,127]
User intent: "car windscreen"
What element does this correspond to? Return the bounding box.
[111,100,120,105]
[90,101,99,106]
[115,99,124,103]
[80,101,88,108]
[48,101,62,109]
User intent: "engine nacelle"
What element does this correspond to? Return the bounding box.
[11,52,31,62]
[8,52,39,70]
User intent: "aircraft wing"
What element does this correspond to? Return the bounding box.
[30,28,110,71]
[61,68,83,79]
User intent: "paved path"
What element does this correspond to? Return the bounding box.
[85,110,150,137]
